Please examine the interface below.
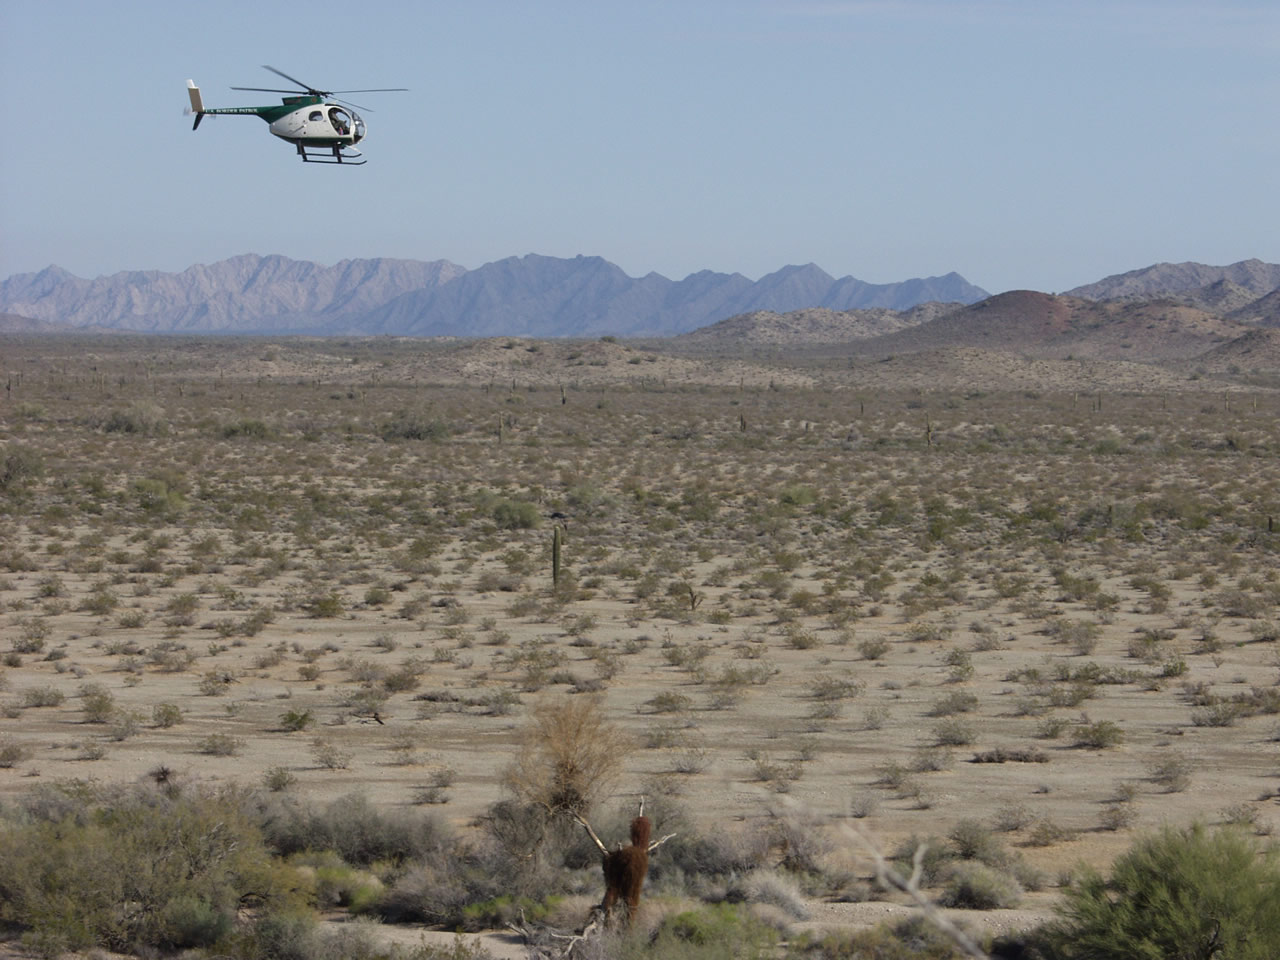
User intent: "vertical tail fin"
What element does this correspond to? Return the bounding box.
[186,80,205,130]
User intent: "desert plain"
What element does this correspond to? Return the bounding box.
[0,333,1278,957]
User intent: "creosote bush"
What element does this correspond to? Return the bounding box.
[0,784,301,955]
[1034,824,1280,959]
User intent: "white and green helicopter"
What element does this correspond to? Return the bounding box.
[186,65,407,165]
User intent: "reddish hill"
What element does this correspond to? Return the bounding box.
[850,291,1246,362]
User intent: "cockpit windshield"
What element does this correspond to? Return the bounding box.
[328,107,352,137]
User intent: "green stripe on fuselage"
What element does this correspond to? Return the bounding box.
[202,95,322,123]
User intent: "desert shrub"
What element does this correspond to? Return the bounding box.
[649,903,779,956]
[911,746,953,772]
[79,684,116,723]
[261,792,452,867]
[108,710,145,741]
[0,446,44,493]
[1192,701,1246,727]
[643,691,693,714]
[1099,803,1140,832]
[0,737,30,768]
[1073,720,1124,749]
[807,676,862,701]
[21,685,65,708]
[197,733,244,756]
[1146,753,1192,792]
[502,694,631,818]
[803,918,974,959]
[991,802,1034,833]
[891,835,956,886]
[263,766,298,792]
[1035,824,1280,959]
[971,746,1049,764]
[930,691,978,716]
[0,786,298,954]
[932,718,976,746]
[937,861,1023,909]
[491,499,540,530]
[311,739,353,770]
[1036,715,1069,739]
[732,869,809,919]
[304,590,346,618]
[279,709,314,732]
[380,412,450,442]
[858,637,890,660]
[947,819,1010,867]
[1026,818,1074,848]
[153,702,183,727]
[222,418,269,439]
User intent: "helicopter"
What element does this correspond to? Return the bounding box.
[186,65,407,165]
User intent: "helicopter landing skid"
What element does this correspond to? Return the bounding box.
[295,142,366,165]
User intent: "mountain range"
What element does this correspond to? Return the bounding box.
[3,256,1279,372]
[0,254,987,338]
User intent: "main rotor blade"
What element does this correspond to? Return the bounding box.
[231,86,305,94]
[262,65,324,95]
[331,87,409,93]
[332,97,373,112]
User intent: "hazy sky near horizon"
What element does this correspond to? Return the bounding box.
[3,0,1277,294]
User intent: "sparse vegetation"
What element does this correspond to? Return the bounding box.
[0,337,1277,958]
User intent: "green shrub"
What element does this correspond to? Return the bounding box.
[1037,824,1280,959]
[304,591,346,618]
[656,903,779,956]
[79,684,116,723]
[947,819,1010,867]
[1073,720,1124,749]
[380,413,450,442]
[0,787,299,953]
[153,703,183,728]
[263,766,298,792]
[279,709,314,732]
[0,446,44,493]
[937,861,1023,909]
[197,733,244,756]
[262,792,451,867]
[491,499,540,530]
[0,737,30,768]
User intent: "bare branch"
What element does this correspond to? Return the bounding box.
[573,813,608,856]
[647,832,677,852]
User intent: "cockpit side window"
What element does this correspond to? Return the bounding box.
[328,107,351,136]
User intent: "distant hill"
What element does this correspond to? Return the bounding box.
[1194,327,1280,370]
[1066,259,1280,301]
[684,289,1261,365]
[676,302,958,347]
[1226,286,1280,327]
[0,254,988,338]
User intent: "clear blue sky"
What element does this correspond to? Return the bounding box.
[3,0,1277,294]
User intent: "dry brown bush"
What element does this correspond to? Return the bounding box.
[502,694,632,818]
